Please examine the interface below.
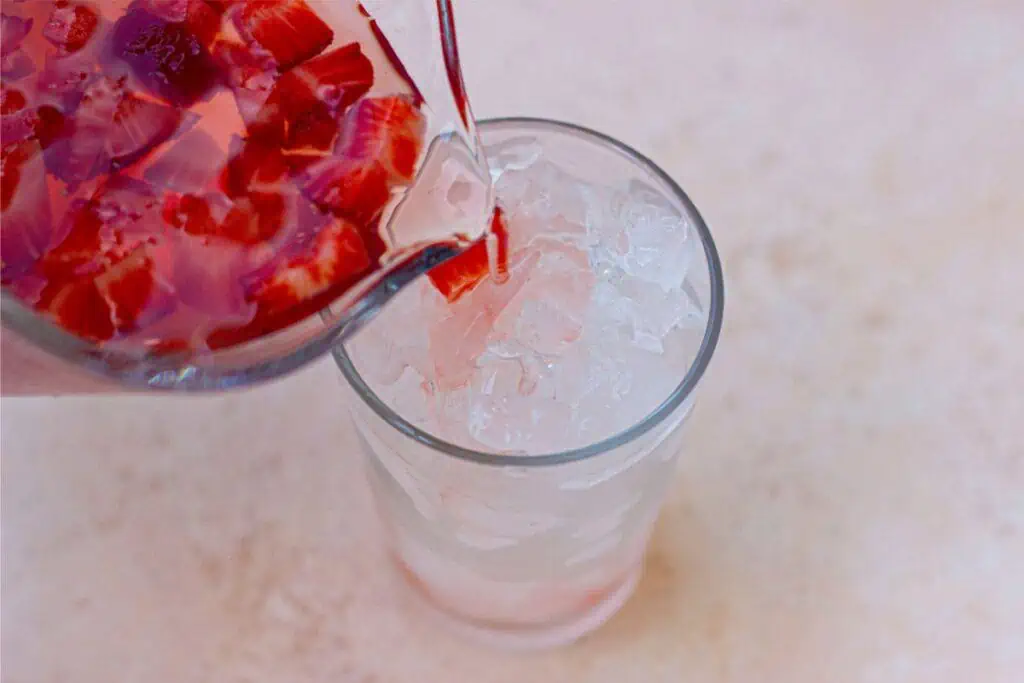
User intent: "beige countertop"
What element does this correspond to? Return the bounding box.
[3,1,1023,681]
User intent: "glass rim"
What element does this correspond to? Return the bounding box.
[334,116,725,467]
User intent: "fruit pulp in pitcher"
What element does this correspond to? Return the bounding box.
[0,0,496,357]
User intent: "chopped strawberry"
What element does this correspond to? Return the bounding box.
[427,207,509,302]
[426,239,487,302]
[219,137,289,197]
[204,214,373,349]
[247,44,374,149]
[252,216,371,312]
[40,277,117,341]
[298,95,425,224]
[296,43,375,111]
[162,191,286,245]
[43,2,101,54]
[235,0,333,70]
[211,39,277,123]
[338,95,425,182]
[142,0,222,45]
[110,2,219,107]
[38,243,174,341]
[221,192,288,244]
[0,86,27,115]
[32,179,174,340]
[299,154,391,224]
[1,141,54,279]
[161,192,218,236]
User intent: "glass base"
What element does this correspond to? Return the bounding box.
[394,559,642,651]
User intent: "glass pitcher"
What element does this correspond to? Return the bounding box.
[0,0,491,395]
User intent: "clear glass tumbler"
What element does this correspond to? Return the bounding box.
[334,118,724,649]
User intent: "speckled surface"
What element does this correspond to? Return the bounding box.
[3,1,1023,681]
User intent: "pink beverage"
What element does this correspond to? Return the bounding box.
[0,0,494,394]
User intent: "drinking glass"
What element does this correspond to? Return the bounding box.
[335,118,724,649]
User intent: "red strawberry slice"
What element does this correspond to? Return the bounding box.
[162,191,287,245]
[110,2,219,107]
[38,244,175,341]
[234,0,333,70]
[32,179,174,341]
[43,2,101,54]
[211,39,278,125]
[298,95,425,224]
[247,44,374,151]
[221,192,288,244]
[1,85,27,115]
[337,95,425,183]
[427,206,509,302]
[299,154,391,224]
[1,141,54,279]
[40,277,117,341]
[142,0,222,45]
[204,213,373,349]
[219,137,289,198]
[251,216,372,312]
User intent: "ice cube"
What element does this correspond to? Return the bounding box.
[351,144,707,455]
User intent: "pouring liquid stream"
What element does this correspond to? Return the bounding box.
[0,0,499,393]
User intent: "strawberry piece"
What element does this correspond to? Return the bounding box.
[211,39,277,125]
[32,179,174,341]
[41,277,117,341]
[247,44,374,150]
[338,95,425,182]
[251,216,371,312]
[427,207,509,302]
[43,2,101,54]
[161,192,218,236]
[219,137,289,197]
[297,43,375,111]
[235,0,333,70]
[1,86,27,115]
[162,191,286,245]
[1,141,54,279]
[142,0,221,45]
[299,155,391,224]
[204,213,373,349]
[221,192,288,244]
[110,2,219,107]
[39,244,174,341]
[299,95,425,224]
[0,88,61,146]
[426,240,487,302]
